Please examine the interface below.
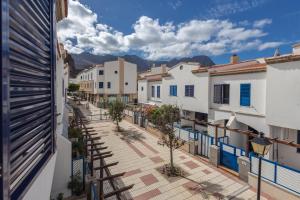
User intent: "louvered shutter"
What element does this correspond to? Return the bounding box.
[240,84,251,106]
[1,0,55,199]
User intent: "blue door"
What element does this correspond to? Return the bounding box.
[220,143,246,172]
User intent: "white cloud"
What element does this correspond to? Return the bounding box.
[258,42,283,51]
[169,0,183,10]
[206,0,268,18]
[57,0,281,60]
[253,18,272,28]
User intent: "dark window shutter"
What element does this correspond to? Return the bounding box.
[214,85,222,103]
[222,84,230,104]
[1,0,55,199]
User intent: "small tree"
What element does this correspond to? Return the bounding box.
[108,100,125,131]
[155,105,185,175]
[68,83,80,93]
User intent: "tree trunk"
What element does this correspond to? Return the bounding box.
[116,120,119,131]
[169,138,174,174]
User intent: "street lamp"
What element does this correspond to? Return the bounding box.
[250,132,272,200]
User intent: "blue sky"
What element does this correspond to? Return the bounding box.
[58,0,300,64]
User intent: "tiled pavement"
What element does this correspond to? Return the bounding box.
[85,104,268,200]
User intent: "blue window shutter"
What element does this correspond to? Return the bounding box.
[152,86,155,97]
[170,85,177,96]
[240,84,251,106]
[157,86,160,98]
[1,1,56,199]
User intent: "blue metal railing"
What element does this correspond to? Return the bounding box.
[91,183,99,200]
[250,155,300,195]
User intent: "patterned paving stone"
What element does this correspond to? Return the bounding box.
[180,155,187,160]
[202,169,212,174]
[124,169,142,178]
[140,174,159,186]
[150,156,164,164]
[83,103,270,200]
[139,140,159,154]
[126,142,145,158]
[184,160,200,170]
[133,188,161,200]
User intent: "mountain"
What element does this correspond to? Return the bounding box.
[68,53,215,77]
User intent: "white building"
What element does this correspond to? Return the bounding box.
[208,55,269,149]
[77,58,138,104]
[161,62,209,131]
[138,65,168,106]
[264,44,300,169]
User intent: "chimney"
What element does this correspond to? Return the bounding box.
[161,64,167,73]
[274,48,280,57]
[230,54,239,64]
[293,43,300,55]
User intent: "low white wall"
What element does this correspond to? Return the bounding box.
[23,153,57,200]
[248,173,300,200]
[51,134,72,198]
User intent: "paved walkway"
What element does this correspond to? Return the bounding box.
[85,104,267,200]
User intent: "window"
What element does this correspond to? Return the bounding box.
[99,82,104,88]
[297,131,300,153]
[81,76,82,80]
[185,85,194,97]
[169,85,177,96]
[195,112,208,124]
[214,84,230,104]
[107,82,111,88]
[114,70,118,74]
[240,83,251,106]
[157,86,160,98]
[99,70,104,75]
[125,82,128,85]
[91,73,93,79]
[151,86,155,97]
[141,86,144,91]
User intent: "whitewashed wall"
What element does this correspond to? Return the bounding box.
[104,61,120,94]
[210,72,266,116]
[23,153,57,200]
[95,65,105,94]
[124,61,137,94]
[269,126,300,170]
[138,80,148,104]
[266,60,300,130]
[51,134,72,198]
[148,81,162,103]
[161,63,209,113]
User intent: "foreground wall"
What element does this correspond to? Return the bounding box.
[248,173,300,200]
[23,154,57,200]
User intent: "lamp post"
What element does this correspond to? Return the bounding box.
[250,132,272,200]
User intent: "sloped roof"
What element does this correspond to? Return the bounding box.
[209,60,267,76]
[265,54,300,64]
